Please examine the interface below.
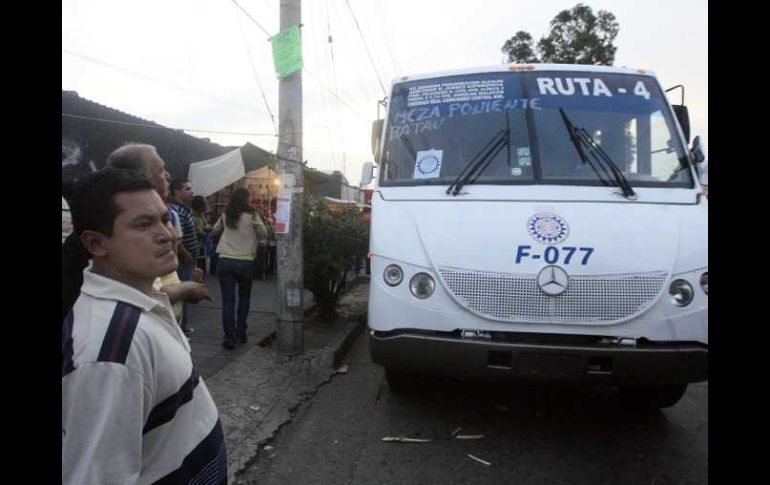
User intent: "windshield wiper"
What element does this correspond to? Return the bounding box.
[559,108,637,200]
[446,129,508,196]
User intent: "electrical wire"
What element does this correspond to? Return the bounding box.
[61,112,280,137]
[229,0,272,37]
[62,48,266,115]
[231,3,278,138]
[302,67,369,119]
[307,1,338,170]
[379,2,401,76]
[342,0,387,97]
[329,0,377,105]
[326,0,345,172]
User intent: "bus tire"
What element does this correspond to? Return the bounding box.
[618,384,688,410]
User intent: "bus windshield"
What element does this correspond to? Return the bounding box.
[380,71,693,188]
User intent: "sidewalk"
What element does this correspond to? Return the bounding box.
[187,274,314,379]
[185,272,370,484]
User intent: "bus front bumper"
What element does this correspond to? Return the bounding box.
[369,331,708,385]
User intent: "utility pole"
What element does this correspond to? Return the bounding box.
[276,0,303,354]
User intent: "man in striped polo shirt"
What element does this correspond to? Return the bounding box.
[168,178,201,336]
[62,168,227,484]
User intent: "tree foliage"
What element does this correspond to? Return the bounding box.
[502,3,619,65]
[303,202,369,318]
[501,31,539,64]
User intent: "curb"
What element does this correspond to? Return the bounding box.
[333,314,366,369]
[212,281,368,484]
[226,316,366,484]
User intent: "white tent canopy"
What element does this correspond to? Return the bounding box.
[187,148,245,197]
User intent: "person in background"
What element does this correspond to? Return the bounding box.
[62,196,73,244]
[253,208,268,280]
[191,195,213,272]
[212,188,267,350]
[62,168,226,484]
[62,144,209,323]
[265,217,277,277]
[191,195,212,246]
[105,144,209,321]
[168,178,202,336]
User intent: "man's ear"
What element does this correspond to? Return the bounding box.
[80,230,109,258]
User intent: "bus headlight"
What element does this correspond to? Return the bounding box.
[409,273,435,299]
[669,279,694,307]
[384,265,403,286]
[700,272,708,295]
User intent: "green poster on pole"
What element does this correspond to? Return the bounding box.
[270,25,302,78]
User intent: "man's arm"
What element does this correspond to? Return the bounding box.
[253,215,268,242]
[62,363,147,484]
[161,281,210,304]
[211,215,223,237]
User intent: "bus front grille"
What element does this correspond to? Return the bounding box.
[438,267,668,323]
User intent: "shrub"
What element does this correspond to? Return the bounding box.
[303,202,369,318]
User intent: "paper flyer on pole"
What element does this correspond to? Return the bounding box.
[274,173,295,234]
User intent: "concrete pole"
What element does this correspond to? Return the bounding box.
[276,0,303,354]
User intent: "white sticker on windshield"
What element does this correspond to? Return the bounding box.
[517,147,531,167]
[414,150,443,179]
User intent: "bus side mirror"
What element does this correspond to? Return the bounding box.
[691,135,707,186]
[361,162,374,186]
[672,105,690,144]
[691,135,705,164]
[371,119,384,163]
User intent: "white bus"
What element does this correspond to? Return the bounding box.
[361,64,708,409]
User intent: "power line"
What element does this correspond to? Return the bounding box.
[308,1,338,170]
[62,112,279,137]
[302,67,369,119]
[325,0,345,173]
[379,3,401,76]
[343,0,387,97]
[62,48,265,116]
[329,0,379,105]
[229,0,272,37]
[243,44,277,141]
[231,4,278,136]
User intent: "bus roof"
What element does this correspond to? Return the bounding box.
[391,64,658,86]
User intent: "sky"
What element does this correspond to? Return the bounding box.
[62,0,707,186]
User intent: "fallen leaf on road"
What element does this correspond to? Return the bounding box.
[248,406,261,412]
[381,436,433,443]
[455,435,485,440]
[468,454,491,466]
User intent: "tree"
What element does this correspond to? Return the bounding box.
[501,31,539,64]
[303,202,369,318]
[501,3,619,65]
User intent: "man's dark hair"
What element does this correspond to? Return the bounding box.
[71,168,154,236]
[191,195,207,213]
[169,178,189,199]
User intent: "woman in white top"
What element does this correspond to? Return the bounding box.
[212,188,267,349]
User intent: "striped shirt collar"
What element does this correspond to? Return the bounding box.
[81,268,173,314]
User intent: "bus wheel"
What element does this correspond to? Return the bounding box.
[385,368,419,393]
[618,384,688,410]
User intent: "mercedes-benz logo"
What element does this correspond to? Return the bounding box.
[537,265,569,296]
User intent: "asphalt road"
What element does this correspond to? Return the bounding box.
[238,333,708,484]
